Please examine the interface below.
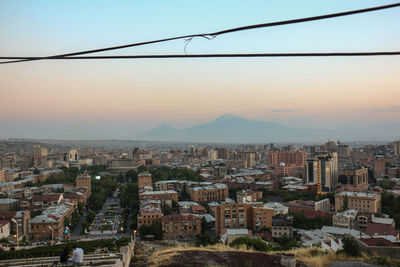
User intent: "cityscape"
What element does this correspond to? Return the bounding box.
[0,139,400,266]
[1,1,400,267]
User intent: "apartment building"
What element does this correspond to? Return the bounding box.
[190,183,228,203]
[139,190,178,206]
[339,166,369,192]
[75,173,91,196]
[161,214,201,240]
[285,199,330,214]
[137,205,163,228]
[335,192,381,213]
[272,216,293,238]
[214,202,273,236]
[267,151,307,168]
[236,189,263,203]
[332,209,358,229]
[138,172,152,189]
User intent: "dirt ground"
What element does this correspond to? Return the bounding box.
[155,250,306,267]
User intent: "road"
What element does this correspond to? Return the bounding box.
[71,211,87,236]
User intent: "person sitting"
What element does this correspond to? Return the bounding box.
[66,245,84,265]
[60,246,69,264]
[52,246,70,265]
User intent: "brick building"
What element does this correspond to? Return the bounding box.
[138,172,152,189]
[161,214,201,240]
[268,151,307,168]
[214,202,274,236]
[76,173,91,196]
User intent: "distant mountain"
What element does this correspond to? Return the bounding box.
[140,114,319,143]
[140,114,400,143]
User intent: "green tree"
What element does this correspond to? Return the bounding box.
[195,233,218,247]
[230,237,272,252]
[342,235,361,257]
[139,221,162,240]
[273,234,298,250]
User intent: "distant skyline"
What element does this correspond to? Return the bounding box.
[1,1,400,139]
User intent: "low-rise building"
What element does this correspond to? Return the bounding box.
[332,209,358,229]
[272,216,293,238]
[31,193,63,211]
[264,202,289,216]
[139,190,178,206]
[0,210,31,240]
[285,198,330,214]
[31,214,63,241]
[0,198,19,211]
[0,220,10,239]
[236,190,263,203]
[220,228,253,245]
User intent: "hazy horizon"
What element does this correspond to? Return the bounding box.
[1,1,400,140]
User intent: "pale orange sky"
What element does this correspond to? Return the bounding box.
[1,0,400,139]
[1,58,399,125]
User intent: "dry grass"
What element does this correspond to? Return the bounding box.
[275,247,388,267]
[147,244,399,267]
[148,243,260,266]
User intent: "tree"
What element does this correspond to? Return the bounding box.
[64,217,70,228]
[86,210,96,224]
[195,233,218,247]
[273,234,298,250]
[201,217,209,234]
[139,221,162,240]
[342,235,361,257]
[230,237,272,252]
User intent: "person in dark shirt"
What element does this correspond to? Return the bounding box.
[60,246,69,263]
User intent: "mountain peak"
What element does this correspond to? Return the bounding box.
[214,113,246,121]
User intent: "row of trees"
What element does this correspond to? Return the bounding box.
[88,176,118,212]
[34,165,108,186]
[131,166,202,183]
[292,212,332,230]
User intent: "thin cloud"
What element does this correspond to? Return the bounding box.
[271,109,299,113]
[371,106,400,112]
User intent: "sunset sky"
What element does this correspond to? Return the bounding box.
[1,0,400,139]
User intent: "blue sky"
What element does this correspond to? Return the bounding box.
[0,1,399,139]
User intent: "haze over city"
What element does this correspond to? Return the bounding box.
[2,2,400,266]
[1,0,400,140]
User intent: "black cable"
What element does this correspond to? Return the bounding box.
[1,2,400,65]
[1,51,400,61]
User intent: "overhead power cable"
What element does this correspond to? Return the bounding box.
[1,2,400,65]
[1,51,400,61]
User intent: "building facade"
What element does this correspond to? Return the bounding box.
[161,214,201,240]
[190,183,228,203]
[305,152,338,192]
[335,192,381,213]
[339,166,369,192]
[138,172,152,189]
